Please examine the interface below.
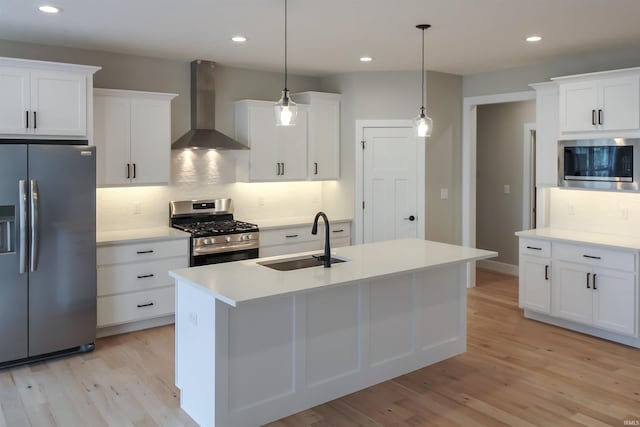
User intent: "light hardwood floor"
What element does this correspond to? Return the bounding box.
[1,269,639,426]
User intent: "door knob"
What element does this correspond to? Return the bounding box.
[403,215,416,221]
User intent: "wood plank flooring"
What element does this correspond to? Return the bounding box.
[1,269,639,426]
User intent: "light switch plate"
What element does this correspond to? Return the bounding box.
[440,188,448,200]
[503,184,510,194]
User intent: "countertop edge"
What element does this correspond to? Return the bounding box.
[97,228,191,246]
[515,228,640,251]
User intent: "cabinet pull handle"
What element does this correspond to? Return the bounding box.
[593,273,597,290]
[598,109,603,125]
[33,111,37,129]
[133,163,136,179]
[583,254,601,260]
[333,229,344,233]
[276,163,280,175]
[544,265,549,280]
[136,250,154,254]
[285,234,299,238]
[314,162,318,175]
[526,246,542,250]
[136,274,154,279]
[137,302,154,308]
[281,162,285,175]
[591,109,597,126]
[126,164,131,179]
[586,272,591,289]
[26,111,29,129]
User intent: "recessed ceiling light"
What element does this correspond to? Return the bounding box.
[526,35,542,42]
[360,56,373,62]
[38,5,61,13]
[232,36,247,43]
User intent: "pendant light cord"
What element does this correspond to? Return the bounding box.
[284,0,288,92]
[421,26,425,113]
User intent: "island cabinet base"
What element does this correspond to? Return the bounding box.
[175,264,468,427]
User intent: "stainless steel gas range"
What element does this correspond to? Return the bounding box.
[170,198,259,266]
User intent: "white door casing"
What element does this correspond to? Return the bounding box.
[355,120,425,244]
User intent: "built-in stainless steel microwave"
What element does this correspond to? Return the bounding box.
[558,138,640,191]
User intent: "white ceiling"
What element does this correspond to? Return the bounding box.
[2,0,640,76]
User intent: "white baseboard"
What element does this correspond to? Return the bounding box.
[477,259,518,276]
[97,315,174,338]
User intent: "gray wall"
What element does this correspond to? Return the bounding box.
[320,70,462,244]
[476,100,535,265]
[463,45,640,97]
[0,39,322,142]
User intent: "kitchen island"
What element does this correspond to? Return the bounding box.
[169,239,496,427]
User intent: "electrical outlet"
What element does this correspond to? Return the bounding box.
[622,207,629,220]
[568,204,575,216]
[258,197,265,207]
[133,202,142,215]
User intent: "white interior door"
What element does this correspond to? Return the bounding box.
[363,126,421,243]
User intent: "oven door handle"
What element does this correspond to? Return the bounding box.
[192,241,259,256]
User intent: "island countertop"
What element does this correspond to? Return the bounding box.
[169,238,497,307]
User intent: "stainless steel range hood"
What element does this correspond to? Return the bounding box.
[172,60,249,150]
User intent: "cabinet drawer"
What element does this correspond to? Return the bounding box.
[97,286,174,327]
[554,242,636,272]
[260,226,318,246]
[519,239,551,258]
[98,256,187,296]
[97,239,189,265]
[329,222,351,239]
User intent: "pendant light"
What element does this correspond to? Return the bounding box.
[275,0,297,126]
[414,24,433,137]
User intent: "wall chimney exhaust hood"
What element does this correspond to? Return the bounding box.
[172,60,249,150]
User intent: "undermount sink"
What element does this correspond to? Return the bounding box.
[258,254,349,271]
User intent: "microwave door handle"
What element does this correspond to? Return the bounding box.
[18,180,27,274]
[30,179,39,273]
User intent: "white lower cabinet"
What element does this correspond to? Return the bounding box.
[518,233,639,344]
[97,236,188,334]
[554,261,636,336]
[259,221,352,258]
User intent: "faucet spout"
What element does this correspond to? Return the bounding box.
[311,212,331,268]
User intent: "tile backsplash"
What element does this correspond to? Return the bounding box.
[97,150,326,231]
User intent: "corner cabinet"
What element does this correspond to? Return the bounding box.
[553,68,640,137]
[94,89,177,186]
[517,232,640,347]
[0,57,100,139]
[293,92,341,180]
[234,100,309,181]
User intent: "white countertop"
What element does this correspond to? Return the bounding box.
[516,227,640,251]
[97,227,190,246]
[245,216,353,230]
[169,238,497,307]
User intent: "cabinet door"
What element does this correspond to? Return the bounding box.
[279,108,308,180]
[559,81,598,133]
[552,261,593,325]
[0,67,30,134]
[30,70,87,136]
[130,98,171,184]
[248,104,280,181]
[592,268,636,336]
[599,76,640,131]
[532,83,559,187]
[94,95,131,186]
[520,256,551,314]
[309,100,340,180]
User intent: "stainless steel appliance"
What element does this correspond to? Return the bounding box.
[559,138,640,191]
[170,198,259,266]
[0,141,96,368]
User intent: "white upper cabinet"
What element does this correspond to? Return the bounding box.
[235,100,309,182]
[0,58,99,139]
[530,82,559,187]
[554,69,640,136]
[293,92,341,180]
[94,89,176,187]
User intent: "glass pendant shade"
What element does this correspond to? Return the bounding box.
[275,89,297,126]
[415,110,433,137]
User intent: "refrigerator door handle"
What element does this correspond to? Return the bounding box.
[30,179,39,273]
[19,180,27,274]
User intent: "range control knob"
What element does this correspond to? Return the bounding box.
[203,238,210,245]
[225,236,231,242]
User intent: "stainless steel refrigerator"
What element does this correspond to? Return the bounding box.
[0,142,96,367]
